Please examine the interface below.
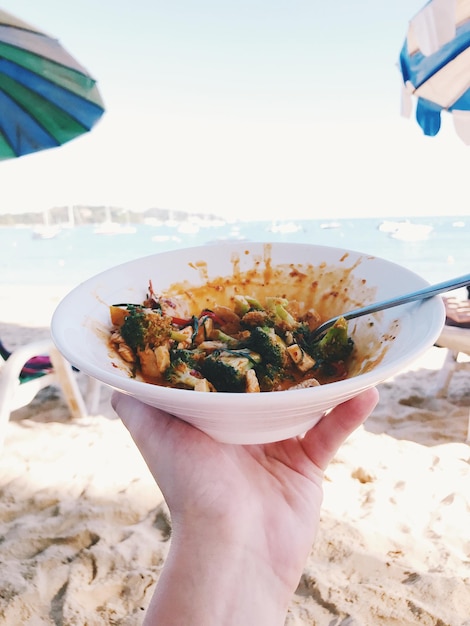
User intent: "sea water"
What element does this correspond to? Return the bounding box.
[0,215,468,290]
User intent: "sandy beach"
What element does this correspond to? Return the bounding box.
[0,286,469,625]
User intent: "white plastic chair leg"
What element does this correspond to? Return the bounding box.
[48,346,87,420]
[85,376,102,415]
[435,350,459,398]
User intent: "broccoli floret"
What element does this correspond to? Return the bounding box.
[311,317,354,364]
[291,321,312,345]
[120,307,172,351]
[164,357,210,391]
[248,326,289,369]
[314,317,353,361]
[201,349,261,392]
[170,348,204,367]
[256,362,291,392]
[247,326,291,391]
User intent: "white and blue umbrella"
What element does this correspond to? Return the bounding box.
[399,0,470,144]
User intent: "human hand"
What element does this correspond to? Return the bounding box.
[112,388,378,626]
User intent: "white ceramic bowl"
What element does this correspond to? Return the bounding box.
[51,242,445,444]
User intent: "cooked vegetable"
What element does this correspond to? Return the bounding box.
[109,283,355,392]
[310,317,353,366]
[165,357,211,392]
[200,349,262,393]
[233,295,263,317]
[265,297,299,331]
[119,306,172,351]
[210,328,241,349]
[286,343,316,373]
[248,326,289,370]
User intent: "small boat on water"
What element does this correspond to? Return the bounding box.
[268,221,301,234]
[320,221,341,229]
[378,220,402,233]
[31,208,62,239]
[378,220,433,241]
[32,224,62,240]
[93,221,137,235]
[391,223,433,241]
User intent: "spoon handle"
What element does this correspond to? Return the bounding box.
[311,273,470,340]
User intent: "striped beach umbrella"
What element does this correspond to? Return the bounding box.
[399,0,470,144]
[0,8,105,160]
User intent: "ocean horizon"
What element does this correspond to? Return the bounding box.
[1,215,468,293]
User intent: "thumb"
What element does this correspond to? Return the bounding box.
[301,387,379,471]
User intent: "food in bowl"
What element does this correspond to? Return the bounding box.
[108,281,354,393]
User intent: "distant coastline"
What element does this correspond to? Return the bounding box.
[0,205,225,228]
[2,205,465,230]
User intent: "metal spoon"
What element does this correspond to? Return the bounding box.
[310,273,470,342]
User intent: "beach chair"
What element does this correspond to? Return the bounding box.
[434,296,470,442]
[0,338,88,450]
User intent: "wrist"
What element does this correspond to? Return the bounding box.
[146,515,293,626]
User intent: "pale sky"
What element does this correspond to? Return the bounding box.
[1,0,470,221]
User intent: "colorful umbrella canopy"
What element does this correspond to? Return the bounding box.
[0,9,105,160]
[399,0,470,144]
